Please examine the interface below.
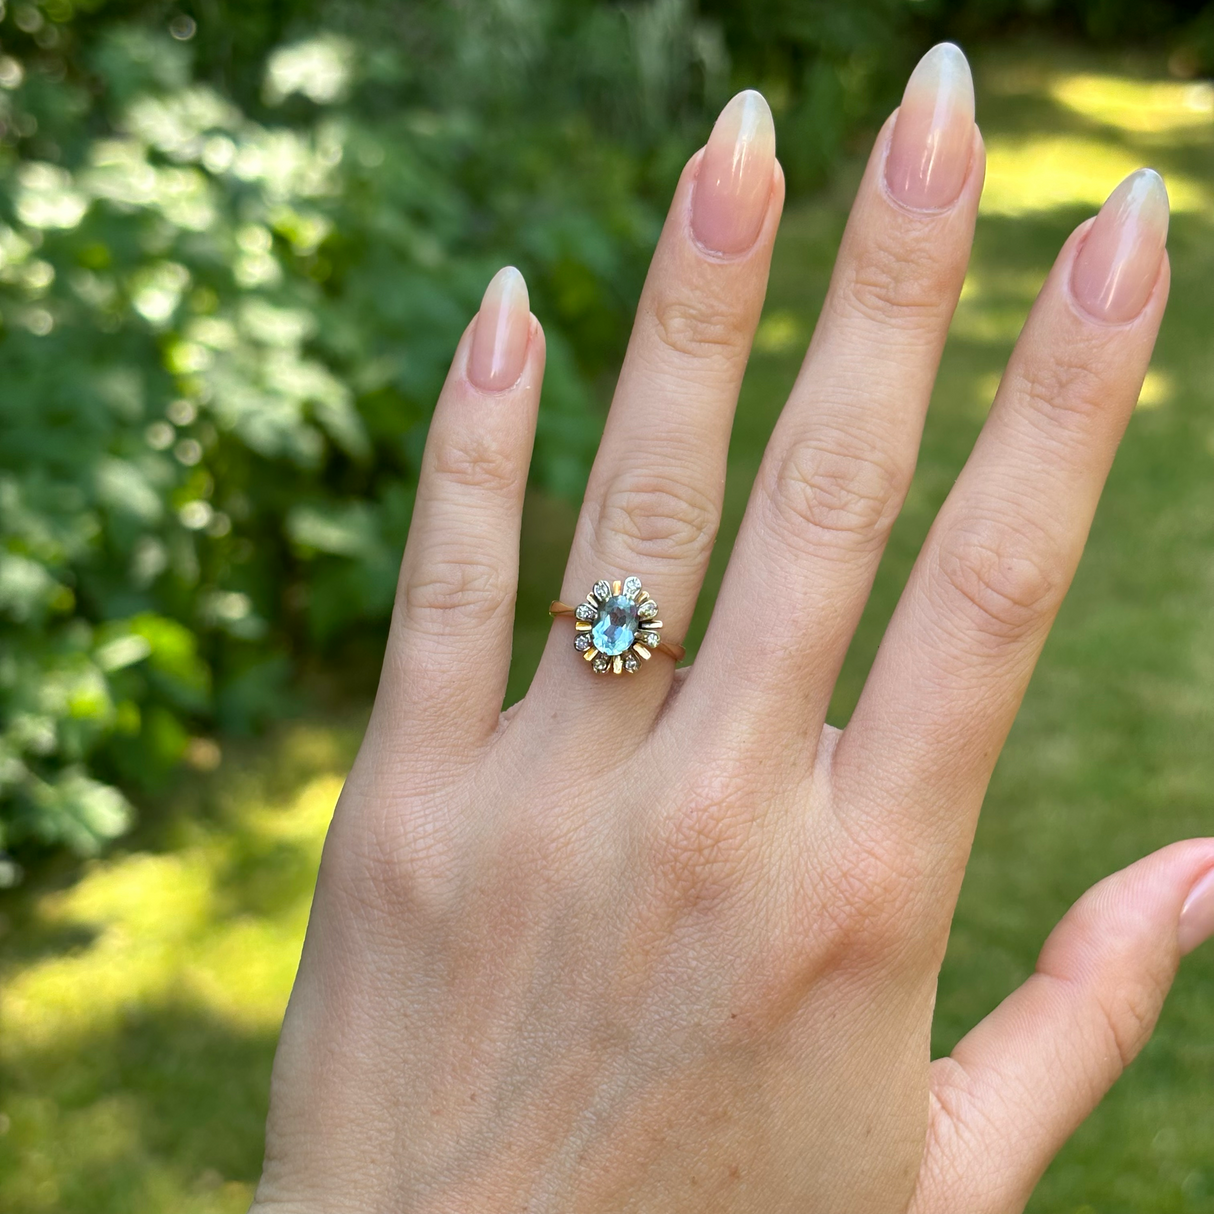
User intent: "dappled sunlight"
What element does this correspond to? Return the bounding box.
[1048,73,1214,138]
[1,724,350,1211]
[950,298,1031,342]
[983,135,1211,216]
[968,370,1005,419]
[4,769,338,1041]
[1137,368,1175,410]
[960,267,1047,303]
[6,1088,254,1213]
[950,266,1042,344]
[753,308,806,355]
[983,67,1213,217]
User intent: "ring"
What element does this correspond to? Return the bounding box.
[550,576,686,674]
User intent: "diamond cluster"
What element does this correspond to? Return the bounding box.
[574,576,663,675]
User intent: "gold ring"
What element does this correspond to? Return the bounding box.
[550,576,685,674]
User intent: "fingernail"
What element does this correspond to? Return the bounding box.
[1179,867,1214,955]
[691,89,776,255]
[469,266,530,391]
[1070,169,1169,323]
[885,42,975,210]
[883,42,976,208]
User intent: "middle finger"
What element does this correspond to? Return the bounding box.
[686,44,982,740]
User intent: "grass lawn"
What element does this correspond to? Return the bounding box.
[2,41,1213,1214]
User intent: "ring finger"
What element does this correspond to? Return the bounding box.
[528,90,782,721]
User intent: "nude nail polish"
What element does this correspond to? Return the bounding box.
[690,89,776,256]
[1179,867,1214,955]
[885,43,975,210]
[469,266,530,391]
[1070,169,1169,323]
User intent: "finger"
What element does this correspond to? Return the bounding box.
[838,169,1170,864]
[911,840,1214,1214]
[373,267,544,753]
[529,91,781,708]
[684,44,982,740]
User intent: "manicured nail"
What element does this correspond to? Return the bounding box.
[469,266,530,391]
[691,89,776,255]
[1179,867,1214,955]
[885,43,975,210]
[1070,169,1169,323]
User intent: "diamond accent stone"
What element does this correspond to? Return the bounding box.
[592,580,612,603]
[637,598,659,621]
[574,633,592,652]
[623,651,639,674]
[590,593,640,656]
[575,601,597,622]
[592,652,610,673]
[622,576,642,597]
[638,631,660,649]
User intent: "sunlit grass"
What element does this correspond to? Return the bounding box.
[5,762,341,1047]
[983,135,1212,215]
[0,724,357,1213]
[1049,73,1214,136]
[981,66,1214,217]
[1137,368,1176,410]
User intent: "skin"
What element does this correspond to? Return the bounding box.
[251,46,1213,1214]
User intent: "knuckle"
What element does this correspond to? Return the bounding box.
[370,824,461,925]
[1095,977,1163,1072]
[933,518,1064,647]
[1011,355,1107,431]
[599,470,720,567]
[810,826,924,968]
[651,294,749,364]
[1063,886,1176,1075]
[331,779,465,927]
[430,433,520,497]
[843,235,954,329]
[766,436,905,556]
[651,767,762,918]
[405,556,511,629]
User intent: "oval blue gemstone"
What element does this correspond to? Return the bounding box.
[590,594,639,656]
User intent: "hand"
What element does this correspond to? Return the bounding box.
[252,44,1214,1213]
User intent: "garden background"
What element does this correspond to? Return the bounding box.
[1,0,1213,1210]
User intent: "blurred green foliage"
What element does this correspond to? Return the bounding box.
[0,0,730,867]
[2,0,1213,871]
[704,0,1214,187]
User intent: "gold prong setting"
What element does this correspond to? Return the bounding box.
[576,575,663,675]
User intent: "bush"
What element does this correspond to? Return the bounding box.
[0,0,729,870]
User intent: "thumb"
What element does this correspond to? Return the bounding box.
[912,838,1214,1214]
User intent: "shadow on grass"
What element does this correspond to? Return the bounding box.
[0,1001,275,1213]
[0,717,363,1213]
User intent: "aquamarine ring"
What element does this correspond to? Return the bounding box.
[549,576,685,675]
